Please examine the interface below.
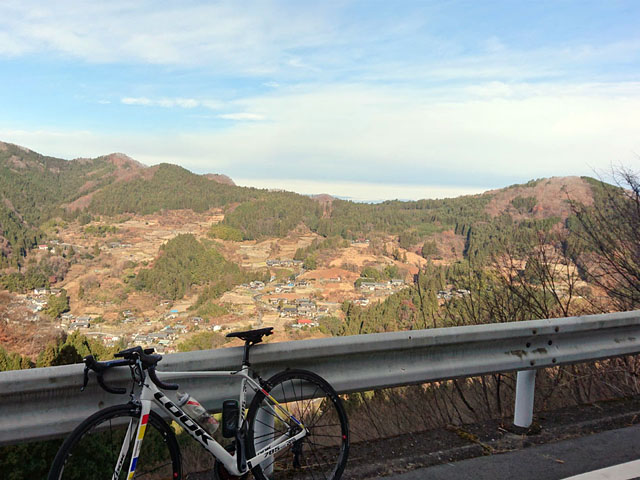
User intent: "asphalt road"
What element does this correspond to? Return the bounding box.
[382,424,640,480]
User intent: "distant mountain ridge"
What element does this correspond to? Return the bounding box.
[0,141,244,263]
[0,140,609,266]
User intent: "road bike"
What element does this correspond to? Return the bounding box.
[47,327,349,480]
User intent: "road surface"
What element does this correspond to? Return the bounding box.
[382,424,640,480]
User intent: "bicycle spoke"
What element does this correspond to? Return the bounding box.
[247,370,348,480]
[306,441,330,480]
[300,386,320,421]
[49,406,180,480]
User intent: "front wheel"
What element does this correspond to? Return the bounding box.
[48,403,182,480]
[246,369,349,480]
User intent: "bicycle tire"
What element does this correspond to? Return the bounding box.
[246,369,349,480]
[48,403,182,480]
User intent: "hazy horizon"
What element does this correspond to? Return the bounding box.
[234,177,490,203]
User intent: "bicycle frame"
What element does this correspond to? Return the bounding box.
[120,366,306,478]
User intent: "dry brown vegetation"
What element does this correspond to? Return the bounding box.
[484,176,594,219]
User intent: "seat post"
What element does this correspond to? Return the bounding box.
[242,341,252,366]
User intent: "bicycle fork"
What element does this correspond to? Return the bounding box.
[112,401,152,480]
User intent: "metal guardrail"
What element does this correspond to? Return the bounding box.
[1,310,640,445]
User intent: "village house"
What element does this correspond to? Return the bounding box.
[266,259,303,268]
[150,332,170,341]
[174,324,189,333]
[351,238,370,245]
[133,335,151,346]
[102,334,121,347]
[70,318,91,329]
[297,305,315,316]
[295,298,314,306]
[359,281,389,291]
[437,290,452,300]
[292,318,318,328]
[162,326,177,337]
[437,288,471,300]
[280,306,298,317]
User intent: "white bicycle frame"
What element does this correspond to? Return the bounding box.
[116,366,307,479]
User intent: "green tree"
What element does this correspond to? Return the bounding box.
[45,289,70,318]
[421,240,439,258]
[208,224,243,241]
[135,234,262,300]
[0,346,33,371]
[303,254,317,270]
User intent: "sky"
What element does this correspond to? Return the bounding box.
[0,1,639,202]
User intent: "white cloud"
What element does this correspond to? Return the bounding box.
[0,0,637,94]
[185,82,640,183]
[0,0,338,73]
[3,81,640,195]
[218,113,265,121]
[121,97,218,109]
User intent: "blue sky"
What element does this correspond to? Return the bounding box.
[1,1,639,201]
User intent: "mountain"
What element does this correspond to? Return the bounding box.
[0,140,610,267]
[0,141,245,263]
[203,173,235,186]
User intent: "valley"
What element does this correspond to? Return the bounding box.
[0,141,623,361]
[1,208,417,357]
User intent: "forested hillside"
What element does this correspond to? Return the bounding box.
[0,142,115,264]
[134,234,266,301]
[0,140,614,272]
[88,163,255,215]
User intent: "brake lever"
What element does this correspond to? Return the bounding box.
[81,365,90,392]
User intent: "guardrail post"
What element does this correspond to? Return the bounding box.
[514,369,536,428]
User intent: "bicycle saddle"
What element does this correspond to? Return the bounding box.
[226,327,273,345]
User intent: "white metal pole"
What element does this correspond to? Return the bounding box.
[514,369,536,428]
